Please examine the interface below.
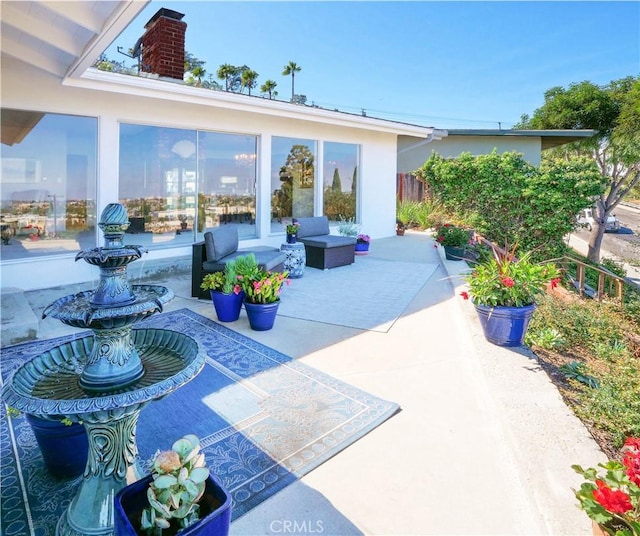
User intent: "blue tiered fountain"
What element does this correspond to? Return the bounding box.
[2,203,205,536]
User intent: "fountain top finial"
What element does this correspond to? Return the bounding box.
[99,203,130,249]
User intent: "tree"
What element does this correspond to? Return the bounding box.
[241,69,259,95]
[187,66,206,87]
[217,63,235,91]
[184,52,205,76]
[331,168,342,192]
[260,80,278,99]
[520,77,640,262]
[282,145,314,188]
[282,61,301,101]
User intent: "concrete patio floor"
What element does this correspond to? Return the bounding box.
[1,231,607,535]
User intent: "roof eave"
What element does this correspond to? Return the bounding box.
[66,69,438,137]
[445,129,596,150]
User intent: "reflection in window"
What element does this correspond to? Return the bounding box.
[119,124,197,247]
[271,137,316,232]
[197,132,256,240]
[323,142,359,223]
[119,125,258,246]
[0,109,97,260]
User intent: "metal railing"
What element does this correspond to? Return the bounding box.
[557,256,626,301]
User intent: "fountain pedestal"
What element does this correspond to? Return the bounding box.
[1,203,204,536]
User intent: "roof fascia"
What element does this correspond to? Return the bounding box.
[64,69,436,138]
[446,129,596,138]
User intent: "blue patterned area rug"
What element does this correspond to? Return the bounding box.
[1,309,399,536]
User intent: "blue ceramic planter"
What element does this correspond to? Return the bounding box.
[25,414,88,478]
[210,290,244,322]
[355,242,369,255]
[114,474,231,536]
[473,303,536,347]
[243,300,280,331]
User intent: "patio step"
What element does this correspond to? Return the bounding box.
[1,287,39,345]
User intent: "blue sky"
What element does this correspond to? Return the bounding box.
[105,1,639,129]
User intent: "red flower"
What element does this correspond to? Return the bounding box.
[623,438,640,486]
[550,278,560,289]
[624,454,640,486]
[460,291,469,300]
[624,437,640,451]
[501,277,515,288]
[436,236,444,243]
[592,480,633,514]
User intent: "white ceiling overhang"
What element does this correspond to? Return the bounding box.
[1,1,149,80]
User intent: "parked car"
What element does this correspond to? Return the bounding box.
[577,208,620,232]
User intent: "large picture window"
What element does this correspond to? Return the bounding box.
[271,136,316,232]
[0,109,97,260]
[119,124,257,246]
[323,142,359,223]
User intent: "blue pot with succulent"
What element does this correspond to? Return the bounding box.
[114,434,231,536]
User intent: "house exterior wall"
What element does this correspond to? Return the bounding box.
[1,58,400,290]
[397,134,543,173]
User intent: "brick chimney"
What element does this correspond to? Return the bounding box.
[141,8,186,80]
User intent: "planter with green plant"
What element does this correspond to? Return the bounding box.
[572,436,640,536]
[461,243,560,346]
[285,221,299,244]
[12,408,89,478]
[114,434,231,536]
[200,259,243,322]
[434,224,471,261]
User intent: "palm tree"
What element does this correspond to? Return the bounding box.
[241,69,259,95]
[190,66,206,86]
[282,61,301,101]
[217,63,235,91]
[260,80,278,99]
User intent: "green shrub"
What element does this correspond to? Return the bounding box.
[415,151,604,261]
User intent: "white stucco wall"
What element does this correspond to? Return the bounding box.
[1,58,402,290]
[398,134,543,174]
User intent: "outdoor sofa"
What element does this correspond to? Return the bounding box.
[295,216,356,270]
[191,226,285,299]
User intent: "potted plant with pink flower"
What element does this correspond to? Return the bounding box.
[572,437,640,535]
[355,234,370,255]
[460,242,560,346]
[237,254,289,331]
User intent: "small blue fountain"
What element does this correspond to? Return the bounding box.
[2,203,204,536]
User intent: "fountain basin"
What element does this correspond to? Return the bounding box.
[43,285,174,327]
[2,328,203,418]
